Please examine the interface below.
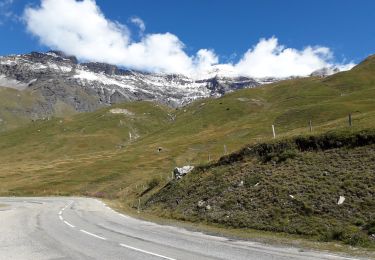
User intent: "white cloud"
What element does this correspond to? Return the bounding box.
[130,16,145,35]
[24,0,355,78]
[0,0,18,24]
[233,37,354,78]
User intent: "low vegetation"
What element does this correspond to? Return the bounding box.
[147,130,375,248]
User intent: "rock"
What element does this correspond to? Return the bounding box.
[289,195,295,199]
[205,205,211,210]
[237,180,244,187]
[337,196,345,205]
[197,200,205,208]
[109,108,134,116]
[173,165,194,179]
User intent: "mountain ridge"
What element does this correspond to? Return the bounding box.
[0,50,269,130]
[0,50,357,131]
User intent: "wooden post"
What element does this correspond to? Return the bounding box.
[137,198,141,213]
[272,125,276,139]
[309,120,313,133]
[224,145,227,155]
[208,153,211,162]
[129,132,132,141]
[348,113,352,127]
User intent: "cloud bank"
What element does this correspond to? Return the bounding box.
[24,0,354,78]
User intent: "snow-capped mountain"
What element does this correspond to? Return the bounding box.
[310,67,340,78]
[0,51,267,113]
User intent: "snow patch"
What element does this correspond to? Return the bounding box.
[74,69,137,91]
[46,62,72,72]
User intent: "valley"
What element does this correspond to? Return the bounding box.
[0,52,375,255]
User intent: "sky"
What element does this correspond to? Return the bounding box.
[0,0,374,78]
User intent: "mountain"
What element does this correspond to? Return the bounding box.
[0,51,264,128]
[310,66,340,77]
[0,54,375,248]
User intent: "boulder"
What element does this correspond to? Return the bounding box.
[173,166,194,179]
[197,200,205,208]
[337,196,345,205]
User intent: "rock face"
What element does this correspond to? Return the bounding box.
[0,51,276,119]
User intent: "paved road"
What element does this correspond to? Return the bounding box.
[0,197,361,260]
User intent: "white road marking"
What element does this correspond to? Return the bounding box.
[80,229,107,240]
[59,215,63,221]
[119,243,176,260]
[59,211,62,215]
[64,220,75,228]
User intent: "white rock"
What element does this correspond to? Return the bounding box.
[109,108,134,116]
[173,166,194,179]
[337,196,345,205]
[197,200,205,208]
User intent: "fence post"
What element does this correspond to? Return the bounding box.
[208,152,211,162]
[309,120,313,133]
[137,198,141,214]
[272,125,276,139]
[348,113,352,127]
[224,145,228,155]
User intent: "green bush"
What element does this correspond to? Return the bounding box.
[148,178,160,190]
[365,220,375,235]
[345,232,370,247]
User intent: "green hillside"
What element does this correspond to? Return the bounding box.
[0,87,46,132]
[147,130,375,247]
[0,55,375,208]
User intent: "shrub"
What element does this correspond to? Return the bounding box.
[365,220,375,235]
[345,232,370,247]
[148,178,160,190]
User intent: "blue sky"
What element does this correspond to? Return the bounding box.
[0,0,374,77]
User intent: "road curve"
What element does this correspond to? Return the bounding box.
[0,197,360,260]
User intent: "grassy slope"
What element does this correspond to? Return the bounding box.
[0,101,173,196]
[147,130,375,247]
[0,55,374,204]
[0,84,101,132]
[0,87,45,132]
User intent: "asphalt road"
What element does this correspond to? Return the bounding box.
[0,197,361,260]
